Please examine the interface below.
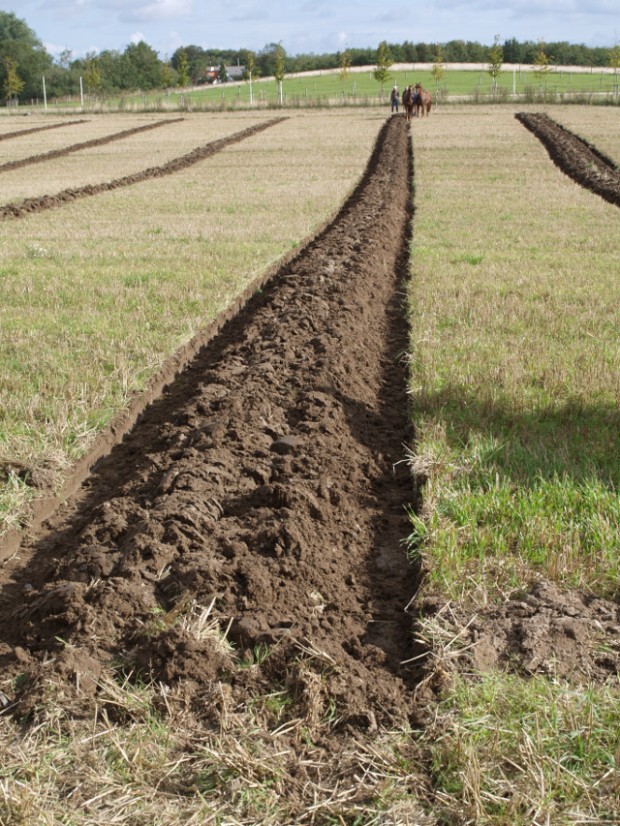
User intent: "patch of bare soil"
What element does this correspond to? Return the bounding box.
[0,117,286,221]
[516,111,620,207]
[0,117,184,175]
[422,579,620,683]
[0,115,422,730]
[0,119,87,141]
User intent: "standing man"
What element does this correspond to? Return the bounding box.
[390,84,399,113]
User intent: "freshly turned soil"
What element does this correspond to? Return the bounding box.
[0,114,423,727]
[516,111,620,207]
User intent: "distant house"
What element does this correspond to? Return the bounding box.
[202,64,245,84]
[225,65,245,81]
[202,66,219,83]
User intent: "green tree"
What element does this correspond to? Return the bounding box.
[241,49,257,80]
[373,40,392,93]
[83,52,101,95]
[172,45,209,83]
[176,48,190,87]
[3,56,24,102]
[240,49,258,103]
[533,39,553,88]
[120,41,162,90]
[161,57,176,89]
[218,62,228,83]
[273,42,286,104]
[610,41,620,98]
[487,34,503,94]
[431,44,445,93]
[92,50,123,92]
[0,11,52,100]
[338,47,351,83]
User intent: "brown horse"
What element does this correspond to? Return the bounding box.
[402,85,415,123]
[414,83,432,117]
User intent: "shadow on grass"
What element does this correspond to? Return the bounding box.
[413,385,620,488]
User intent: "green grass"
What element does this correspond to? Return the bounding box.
[1,104,620,824]
[33,66,620,114]
[408,105,620,602]
[424,672,620,824]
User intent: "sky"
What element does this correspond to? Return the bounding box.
[2,0,619,60]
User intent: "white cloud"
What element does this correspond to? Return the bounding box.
[130,30,145,43]
[44,41,69,56]
[120,0,193,23]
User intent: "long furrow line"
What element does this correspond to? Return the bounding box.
[0,114,420,727]
[0,117,184,174]
[0,119,87,141]
[0,117,287,221]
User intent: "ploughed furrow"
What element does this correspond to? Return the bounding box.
[0,117,184,175]
[0,117,287,221]
[0,119,87,141]
[516,112,620,207]
[0,115,420,728]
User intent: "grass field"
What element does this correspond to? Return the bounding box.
[0,105,619,824]
[409,103,620,823]
[34,65,620,113]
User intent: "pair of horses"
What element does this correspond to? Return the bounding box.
[402,83,432,122]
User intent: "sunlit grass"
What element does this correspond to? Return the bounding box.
[424,671,620,824]
[48,67,620,111]
[408,105,620,600]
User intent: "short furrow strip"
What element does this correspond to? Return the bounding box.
[516,111,620,208]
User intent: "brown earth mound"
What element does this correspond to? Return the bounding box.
[0,117,286,221]
[516,111,620,207]
[0,114,422,729]
[0,117,184,175]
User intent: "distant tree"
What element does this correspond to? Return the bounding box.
[273,42,286,103]
[3,56,24,102]
[218,62,228,83]
[176,48,190,87]
[240,49,258,103]
[373,40,392,92]
[502,37,522,63]
[92,50,123,92]
[0,11,52,99]
[338,47,351,83]
[161,57,176,89]
[120,41,162,90]
[444,39,468,62]
[533,39,553,87]
[172,45,209,82]
[240,49,257,79]
[487,34,503,94]
[257,42,283,78]
[431,44,445,92]
[83,53,101,95]
[610,41,620,97]
[58,48,72,70]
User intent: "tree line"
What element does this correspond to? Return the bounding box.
[0,10,618,103]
